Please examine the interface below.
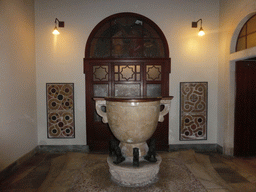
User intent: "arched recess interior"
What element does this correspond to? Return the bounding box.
[84,12,171,151]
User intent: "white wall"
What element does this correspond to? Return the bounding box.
[35,0,219,146]
[0,0,37,171]
[218,0,256,155]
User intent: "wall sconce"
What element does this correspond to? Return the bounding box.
[52,18,65,35]
[192,19,205,36]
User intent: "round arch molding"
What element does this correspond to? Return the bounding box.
[84,12,171,152]
[84,12,170,59]
[230,12,256,53]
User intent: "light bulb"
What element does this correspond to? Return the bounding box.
[52,27,60,35]
[198,27,205,36]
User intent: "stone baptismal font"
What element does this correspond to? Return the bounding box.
[95,96,173,187]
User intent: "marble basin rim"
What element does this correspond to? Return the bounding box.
[94,96,173,157]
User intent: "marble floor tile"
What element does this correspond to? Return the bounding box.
[0,150,256,192]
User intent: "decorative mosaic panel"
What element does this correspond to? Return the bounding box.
[180,82,207,140]
[47,83,75,138]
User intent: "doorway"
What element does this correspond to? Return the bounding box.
[84,13,171,152]
[234,59,256,156]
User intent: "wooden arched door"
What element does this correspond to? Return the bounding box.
[84,12,171,152]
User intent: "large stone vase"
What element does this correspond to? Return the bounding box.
[94,96,173,187]
[95,96,173,158]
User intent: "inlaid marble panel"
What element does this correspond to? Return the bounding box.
[180,82,207,140]
[47,83,75,138]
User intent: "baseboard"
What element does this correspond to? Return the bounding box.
[0,146,38,182]
[37,145,90,153]
[169,144,223,154]
[216,144,224,154]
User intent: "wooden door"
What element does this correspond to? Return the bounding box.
[84,12,171,152]
[235,60,256,157]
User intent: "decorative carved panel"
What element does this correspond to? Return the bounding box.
[93,65,109,81]
[180,82,207,140]
[114,64,140,81]
[146,65,162,81]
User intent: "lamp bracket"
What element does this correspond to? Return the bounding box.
[192,19,202,28]
[192,22,198,28]
[55,18,65,28]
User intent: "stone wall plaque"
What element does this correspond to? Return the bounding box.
[180,82,207,140]
[47,83,75,138]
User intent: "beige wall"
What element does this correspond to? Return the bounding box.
[35,0,219,146]
[2,1,255,170]
[0,0,37,171]
[218,0,256,155]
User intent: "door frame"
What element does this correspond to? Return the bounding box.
[225,49,256,156]
[223,11,256,156]
[84,12,171,152]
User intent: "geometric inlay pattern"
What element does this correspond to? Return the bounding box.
[146,65,161,81]
[114,65,140,81]
[120,65,135,81]
[47,83,75,138]
[93,65,109,81]
[180,82,207,140]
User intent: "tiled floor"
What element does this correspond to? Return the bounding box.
[0,153,64,192]
[0,150,256,191]
[209,153,256,191]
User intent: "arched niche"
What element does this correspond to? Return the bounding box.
[84,12,171,151]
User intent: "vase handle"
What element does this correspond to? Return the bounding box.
[95,99,108,123]
[158,97,173,122]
